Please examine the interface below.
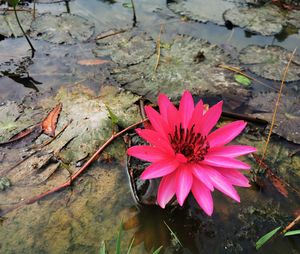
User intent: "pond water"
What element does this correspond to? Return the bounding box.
[0,0,300,253]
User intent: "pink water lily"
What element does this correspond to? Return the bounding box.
[127,91,256,216]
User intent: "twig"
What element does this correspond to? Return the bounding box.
[130,0,137,27]
[154,25,163,72]
[282,214,300,234]
[0,119,147,216]
[260,48,297,164]
[33,0,36,20]
[222,111,268,125]
[219,64,278,91]
[13,6,35,57]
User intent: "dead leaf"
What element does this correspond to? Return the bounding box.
[77,59,110,66]
[0,124,43,148]
[42,103,62,137]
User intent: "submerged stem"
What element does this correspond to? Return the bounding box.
[13,5,35,57]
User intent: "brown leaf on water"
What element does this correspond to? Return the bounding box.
[0,124,43,148]
[77,59,110,66]
[253,154,289,197]
[42,103,62,137]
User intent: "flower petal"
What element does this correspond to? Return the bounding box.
[202,155,251,170]
[157,172,176,208]
[145,106,170,139]
[136,128,174,155]
[176,165,193,206]
[198,101,223,136]
[218,168,251,187]
[141,160,179,180]
[179,91,194,129]
[192,178,214,216]
[203,165,240,202]
[207,121,247,148]
[158,93,171,120]
[208,145,257,158]
[188,99,203,131]
[127,145,170,162]
[191,164,214,191]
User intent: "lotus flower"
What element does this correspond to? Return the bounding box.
[127,91,256,215]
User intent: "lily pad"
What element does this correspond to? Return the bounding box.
[93,31,156,66]
[248,92,300,144]
[112,35,249,104]
[0,11,33,37]
[31,13,95,44]
[167,0,246,25]
[239,45,300,82]
[223,4,300,36]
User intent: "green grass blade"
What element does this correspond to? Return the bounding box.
[126,237,135,254]
[284,230,300,236]
[105,105,119,126]
[152,246,163,254]
[164,221,183,247]
[116,223,123,254]
[256,226,281,250]
[99,240,106,254]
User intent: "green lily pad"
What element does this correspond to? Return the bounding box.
[223,4,300,36]
[31,13,95,44]
[93,31,156,66]
[0,11,33,37]
[239,45,300,82]
[248,92,300,144]
[168,0,245,25]
[112,34,248,104]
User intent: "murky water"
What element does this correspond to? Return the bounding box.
[0,0,300,253]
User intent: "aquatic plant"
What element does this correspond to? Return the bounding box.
[127,90,256,215]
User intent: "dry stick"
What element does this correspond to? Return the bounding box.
[282,214,300,234]
[33,0,36,20]
[260,48,297,164]
[0,119,147,216]
[219,64,278,91]
[154,25,164,72]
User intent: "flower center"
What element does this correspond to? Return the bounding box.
[169,124,209,163]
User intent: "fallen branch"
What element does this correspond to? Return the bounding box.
[0,119,147,216]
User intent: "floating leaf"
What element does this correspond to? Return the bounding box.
[31,13,95,44]
[234,74,251,86]
[122,2,133,8]
[77,59,110,66]
[239,45,300,82]
[256,226,281,250]
[42,103,62,137]
[284,230,300,236]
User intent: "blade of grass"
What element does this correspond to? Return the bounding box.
[284,230,300,236]
[164,221,183,247]
[152,246,163,254]
[256,226,281,250]
[126,237,135,254]
[116,223,123,254]
[99,240,106,254]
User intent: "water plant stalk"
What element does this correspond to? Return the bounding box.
[13,5,36,57]
[130,0,137,27]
